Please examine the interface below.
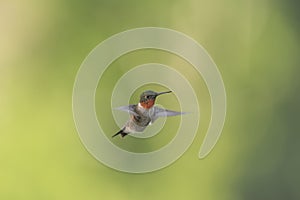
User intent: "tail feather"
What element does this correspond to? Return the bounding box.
[112,128,128,138]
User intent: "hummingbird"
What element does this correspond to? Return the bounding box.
[112,90,185,138]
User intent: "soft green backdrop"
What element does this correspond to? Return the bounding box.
[1,0,299,199]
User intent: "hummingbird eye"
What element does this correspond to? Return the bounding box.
[145,95,149,99]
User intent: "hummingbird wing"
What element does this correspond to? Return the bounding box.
[152,106,186,122]
[114,105,139,116]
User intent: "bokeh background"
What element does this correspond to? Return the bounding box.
[1,0,300,199]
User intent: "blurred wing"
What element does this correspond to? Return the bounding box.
[114,105,138,116]
[152,107,187,122]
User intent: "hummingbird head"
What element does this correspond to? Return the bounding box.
[139,90,172,109]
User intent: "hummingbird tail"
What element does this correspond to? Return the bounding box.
[112,128,128,138]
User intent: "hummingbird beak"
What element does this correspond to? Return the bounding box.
[156,91,172,96]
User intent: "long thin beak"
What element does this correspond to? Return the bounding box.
[156,91,172,96]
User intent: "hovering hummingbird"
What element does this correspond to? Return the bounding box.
[112,90,185,138]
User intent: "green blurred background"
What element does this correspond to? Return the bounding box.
[1,0,300,199]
